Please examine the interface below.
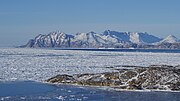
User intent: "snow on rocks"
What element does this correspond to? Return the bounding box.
[46,66,180,91]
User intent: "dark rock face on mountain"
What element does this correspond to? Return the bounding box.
[23,30,180,49]
[46,65,180,91]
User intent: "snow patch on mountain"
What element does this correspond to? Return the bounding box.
[130,32,141,44]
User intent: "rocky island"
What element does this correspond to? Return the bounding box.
[46,65,180,91]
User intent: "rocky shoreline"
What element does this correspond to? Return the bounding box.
[46,65,180,91]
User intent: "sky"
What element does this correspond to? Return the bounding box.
[0,0,180,47]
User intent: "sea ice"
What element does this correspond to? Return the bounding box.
[0,48,179,82]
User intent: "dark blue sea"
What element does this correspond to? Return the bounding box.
[0,81,180,101]
[55,48,180,53]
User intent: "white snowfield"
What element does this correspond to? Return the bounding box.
[0,48,180,82]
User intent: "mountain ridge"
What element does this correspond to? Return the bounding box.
[22,30,180,49]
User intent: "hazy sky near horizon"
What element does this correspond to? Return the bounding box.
[0,0,180,47]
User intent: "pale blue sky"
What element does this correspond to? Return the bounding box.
[0,0,180,46]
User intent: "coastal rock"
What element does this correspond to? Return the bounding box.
[47,74,76,83]
[46,66,180,91]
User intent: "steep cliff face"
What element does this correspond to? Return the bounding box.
[46,65,180,91]
[23,30,180,49]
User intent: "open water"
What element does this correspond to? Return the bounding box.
[0,81,180,101]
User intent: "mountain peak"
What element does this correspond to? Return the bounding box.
[166,35,177,39]
[102,30,113,36]
[88,31,96,34]
[160,35,179,43]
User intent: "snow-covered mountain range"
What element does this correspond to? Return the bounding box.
[22,30,180,49]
